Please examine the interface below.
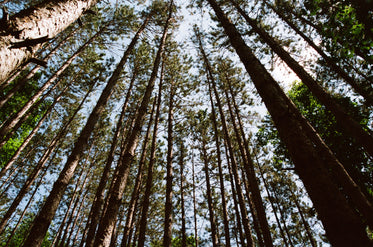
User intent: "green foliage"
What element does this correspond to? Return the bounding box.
[0,73,49,168]
[0,213,51,247]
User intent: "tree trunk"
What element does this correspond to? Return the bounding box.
[137,66,164,247]
[205,0,372,245]
[93,7,171,245]
[232,0,373,158]
[0,0,97,83]
[200,138,219,247]
[209,91,231,247]
[163,80,174,247]
[198,31,254,246]
[83,53,139,247]
[179,141,187,247]
[120,95,156,247]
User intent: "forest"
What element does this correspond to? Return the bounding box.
[0,0,372,246]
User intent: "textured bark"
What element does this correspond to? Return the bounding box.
[0,25,80,109]
[205,1,372,245]
[0,0,98,83]
[93,8,170,245]
[163,81,174,247]
[192,154,199,247]
[233,1,373,158]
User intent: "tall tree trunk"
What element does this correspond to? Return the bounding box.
[21,14,145,247]
[0,0,97,83]
[222,71,273,247]
[93,6,172,245]
[199,138,219,247]
[231,0,373,157]
[137,65,164,247]
[120,95,156,247]
[224,141,245,246]
[198,31,254,246]
[205,1,373,245]
[179,141,187,247]
[0,26,105,148]
[192,153,199,247]
[255,157,291,247]
[83,55,140,247]
[163,80,174,247]
[209,100,231,247]
[260,0,373,101]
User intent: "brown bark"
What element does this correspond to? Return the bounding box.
[179,141,187,247]
[209,89,231,247]
[192,154,199,247]
[205,1,372,245]
[93,7,171,245]
[83,54,139,247]
[163,80,174,247]
[222,72,273,247]
[0,0,98,83]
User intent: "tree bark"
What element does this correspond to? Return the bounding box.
[163,80,174,247]
[0,0,98,83]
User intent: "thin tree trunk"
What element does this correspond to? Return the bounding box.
[0,0,98,83]
[199,138,219,247]
[260,0,373,102]
[21,14,145,247]
[198,31,254,246]
[192,153,199,247]
[224,142,245,246]
[0,81,72,180]
[209,78,231,247]
[179,141,187,247]
[120,94,156,247]
[137,69,164,247]
[205,1,373,245]
[222,71,273,247]
[0,26,106,148]
[93,6,171,245]
[163,80,174,247]
[255,157,291,247]
[83,55,140,247]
